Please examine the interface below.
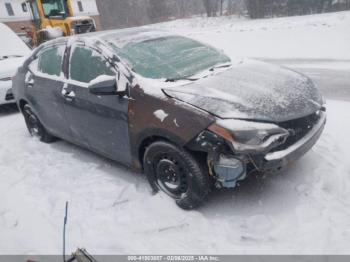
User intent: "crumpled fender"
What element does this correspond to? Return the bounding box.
[128,85,215,169]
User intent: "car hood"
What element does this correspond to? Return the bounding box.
[0,57,25,79]
[162,59,323,122]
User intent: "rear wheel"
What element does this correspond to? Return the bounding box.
[22,104,55,143]
[143,141,210,210]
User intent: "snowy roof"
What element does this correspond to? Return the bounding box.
[41,28,171,52]
[0,23,30,58]
[53,27,171,48]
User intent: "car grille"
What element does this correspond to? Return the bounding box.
[5,93,14,101]
[5,89,14,101]
[272,112,321,152]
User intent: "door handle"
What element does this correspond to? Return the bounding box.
[61,89,76,100]
[25,78,34,88]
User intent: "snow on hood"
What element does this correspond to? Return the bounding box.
[163,59,323,122]
[0,23,30,58]
[0,57,26,79]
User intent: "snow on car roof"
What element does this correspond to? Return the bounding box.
[77,27,173,48]
[42,28,173,51]
[0,23,30,58]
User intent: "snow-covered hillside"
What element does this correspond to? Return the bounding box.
[152,11,350,60]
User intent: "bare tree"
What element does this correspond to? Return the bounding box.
[245,0,263,18]
[176,0,187,17]
[147,0,171,22]
[203,0,220,17]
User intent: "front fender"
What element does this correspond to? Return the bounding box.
[128,85,215,169]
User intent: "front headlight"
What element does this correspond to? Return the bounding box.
[208,119,289,153]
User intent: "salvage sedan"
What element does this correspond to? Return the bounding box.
[13,28,326,209]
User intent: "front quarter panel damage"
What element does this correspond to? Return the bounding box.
[128,85,215,169]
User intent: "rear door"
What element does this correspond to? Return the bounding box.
[62,42,131,165]
[25,44,71,139]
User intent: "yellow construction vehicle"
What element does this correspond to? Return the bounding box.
[24,0,96,46]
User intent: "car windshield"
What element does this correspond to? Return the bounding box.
[109,36,231,80]
[41,0,67,18]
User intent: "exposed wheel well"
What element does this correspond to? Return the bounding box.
[138,136,171,166]
[138,135,207,169]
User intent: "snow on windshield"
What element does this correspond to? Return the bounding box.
[0,23,30,58]
[109,36,230,80]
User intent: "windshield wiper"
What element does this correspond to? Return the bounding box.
[165,63,232,83]
[209,63,232,71]
[0,55,23,60]
[165,76,199,82]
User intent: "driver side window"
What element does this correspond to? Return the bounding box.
[69,46,115,84]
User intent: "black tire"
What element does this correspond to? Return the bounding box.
[22,104,55,143]
[143,141,210,210]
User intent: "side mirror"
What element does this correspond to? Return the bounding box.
[88,75,117,95]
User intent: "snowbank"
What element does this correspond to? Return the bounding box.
[151,11,350,60]
[0,100,349,254]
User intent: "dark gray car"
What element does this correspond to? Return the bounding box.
[13,28,326,209]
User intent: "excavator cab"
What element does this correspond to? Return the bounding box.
[24,0,96,46]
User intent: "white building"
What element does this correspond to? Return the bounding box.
[0,0,30,23]
[70,0,99,17]
[0,0,101,33]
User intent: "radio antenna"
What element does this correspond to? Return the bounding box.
[63,201,69,262]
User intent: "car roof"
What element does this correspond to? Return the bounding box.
[43,27,174,49]
[88,27,170,42]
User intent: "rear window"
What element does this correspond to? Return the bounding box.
[109,36,230,80]
[38,46,65,77]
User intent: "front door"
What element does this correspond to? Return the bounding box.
[62,43,131,165]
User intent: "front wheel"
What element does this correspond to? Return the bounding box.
[22,104,55,143]
[143,141,210,210]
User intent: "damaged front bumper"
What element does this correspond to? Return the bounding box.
[189,111,326,189]
[213,154,247,188]
[260,110,326,172]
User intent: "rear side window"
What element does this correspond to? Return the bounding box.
[69,46,115,83]
[38,46,65,77]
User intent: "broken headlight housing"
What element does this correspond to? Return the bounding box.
[208,118,290,153]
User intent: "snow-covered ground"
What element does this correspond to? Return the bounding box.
[1,11,350,255]
[1,100,350,255]
[152,11,350,61]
